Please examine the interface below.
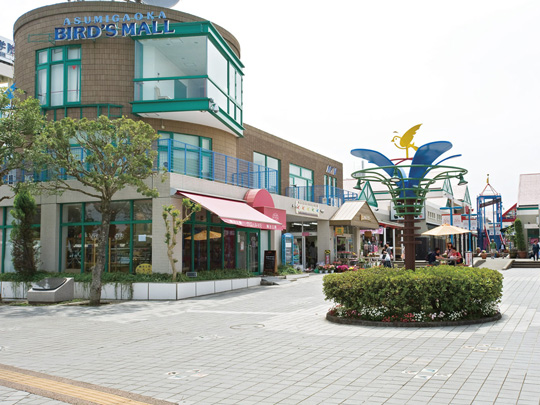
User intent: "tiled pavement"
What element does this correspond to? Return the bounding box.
[1,264,539,404]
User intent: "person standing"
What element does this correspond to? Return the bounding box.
[385,243,393,267]
[532,241,540,261]
[490,239,497,259]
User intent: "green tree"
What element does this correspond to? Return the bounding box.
[32,115,160,305]
[10,185,39,280]
[162,199,201,281]
[514,218,526,252]
[0,92,45,202]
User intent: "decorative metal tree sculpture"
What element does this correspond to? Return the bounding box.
[351,131,468,270]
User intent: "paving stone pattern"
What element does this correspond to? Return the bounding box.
[1,266,540,404]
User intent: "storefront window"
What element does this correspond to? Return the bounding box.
[209,226,222,269]
[1,206,41,273]
[60,200,152,273]
[253,152,279,194]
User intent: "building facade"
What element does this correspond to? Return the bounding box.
[2,1,354,275]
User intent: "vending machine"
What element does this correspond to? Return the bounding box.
[282,233,294,266]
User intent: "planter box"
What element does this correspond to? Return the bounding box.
[177,282,196,299]
[247,277,261,287]
[232,278,248,290]
[215,279,232,293]
[1,281,31,300]
[148,283,177,300]
[132,283,149,300]
[196,280,215,296]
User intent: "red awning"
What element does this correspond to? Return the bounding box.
[178,191,283,230]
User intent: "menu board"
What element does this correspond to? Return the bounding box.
[263,250,277,274]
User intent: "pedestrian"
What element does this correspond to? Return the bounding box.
[427,247,442,266]
[533,241,540,261]
[384,243,393,267]
[490,239,497,259]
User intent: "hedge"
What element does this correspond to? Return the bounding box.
[323,266,503,322]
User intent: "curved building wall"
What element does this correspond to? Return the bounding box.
[14,1,241,153]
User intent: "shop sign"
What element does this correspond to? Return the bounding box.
[55,12,175,41]
[335,227,344,235]
[359,227,384,234]
[326,165,337,175]
[0,36,15,64]
[295,200,320,217]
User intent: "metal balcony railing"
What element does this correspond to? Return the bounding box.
[157,139,279,193]
[285,185,358,207]
[4,141,279,195]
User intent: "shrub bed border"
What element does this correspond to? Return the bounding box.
[326,312,502,328]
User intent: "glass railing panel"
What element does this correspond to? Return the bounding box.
[134,78,207,102]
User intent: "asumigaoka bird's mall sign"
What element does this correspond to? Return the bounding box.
[54,12,175,41]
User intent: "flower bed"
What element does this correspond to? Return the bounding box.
[323,266,503,324]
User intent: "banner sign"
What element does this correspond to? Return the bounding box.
[0,36,15,64]
[55,12,175,41]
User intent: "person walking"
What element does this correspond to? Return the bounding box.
[385,243,393,267]
[490,239,497,259]
[532,241,540,261]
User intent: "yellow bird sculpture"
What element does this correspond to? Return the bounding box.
[391,123,422,159]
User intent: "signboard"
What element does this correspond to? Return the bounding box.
[335,227,344,235]
[0,36,15,65]
[465,251,473,267]
[54,12,175,41]
[263,250,277,274]
[295,200,320,217]
[359,227,384,235]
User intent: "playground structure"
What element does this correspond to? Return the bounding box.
[351,127,468,270]
[477,176,503,251]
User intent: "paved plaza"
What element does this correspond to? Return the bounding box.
[1,263,540,404]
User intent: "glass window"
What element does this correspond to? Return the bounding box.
[67,64,80,103]
[67,47,80,60]
[36,45,81,107]
[37,69,48,105]
[50,64,64,106]
[64,204,82,223]
[207,41,227,92]
[209,226,222,269]
[133,223,152,271]
[61,200,151,274]
[135,36,207,79]
[134,200,152,221]
[51,48,63,62]
[38,50,48,65]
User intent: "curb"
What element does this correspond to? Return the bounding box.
[326,312,502,328]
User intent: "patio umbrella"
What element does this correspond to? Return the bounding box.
[186,230,222,240]
[422,224,471,236]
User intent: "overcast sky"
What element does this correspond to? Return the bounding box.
[2,0,539,210]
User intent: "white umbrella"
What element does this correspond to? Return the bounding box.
[422,224,471,236]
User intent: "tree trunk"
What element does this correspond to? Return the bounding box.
[89,200,112,305]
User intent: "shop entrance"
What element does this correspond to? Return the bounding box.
[237,230,259,272]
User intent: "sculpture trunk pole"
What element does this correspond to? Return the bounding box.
[403,199,417,270]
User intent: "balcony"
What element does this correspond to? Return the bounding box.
[285,185,359,207]
[6,140,278,195]
[158,139,278,193]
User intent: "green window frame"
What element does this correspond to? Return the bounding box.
[36,45,81,108]
[0,207,41,274]
[182,208,261,273]
[253,152,280,194]
[158,131,213,178]
[289,164,313,201]
[58,200,152,274]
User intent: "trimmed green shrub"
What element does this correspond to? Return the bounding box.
[514,218,526,252]
[277,265,302,275]
[323,266,503,322]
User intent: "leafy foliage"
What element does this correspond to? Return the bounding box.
[514,218,526,252]
[0,92,45,202]
[323,266,503,322]
[162,199,201,281]
[277,265,302,275]
[9,186,39,280]
[0,269,256,283]
[31,115,160,305]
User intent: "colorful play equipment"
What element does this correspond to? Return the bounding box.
[476,175,503,251]
[351,124,468,270]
